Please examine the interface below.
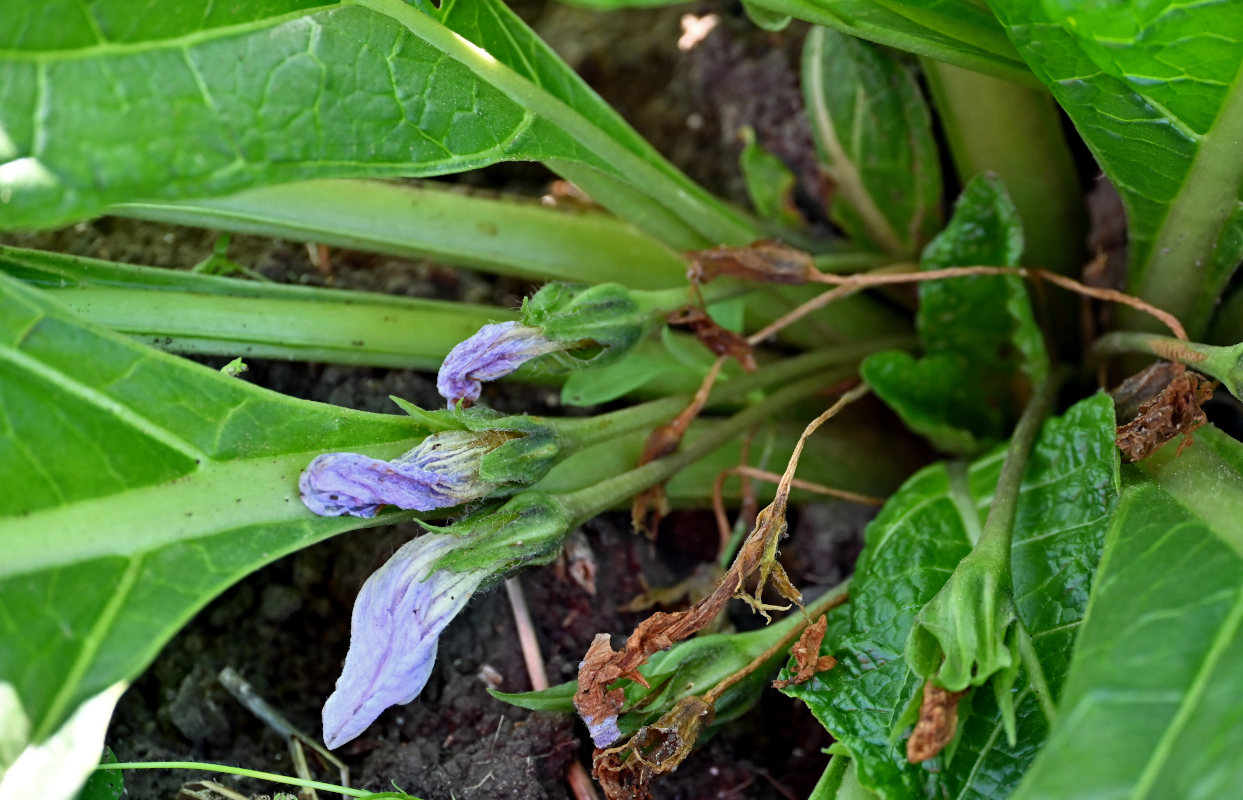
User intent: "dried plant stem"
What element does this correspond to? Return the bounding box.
[806,263,1187,340]
[506,578,600,800]
[722,465,884,506]
[703,580,851,705]
[505,577,547,691]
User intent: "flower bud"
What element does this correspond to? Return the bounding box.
[299,429,513,517]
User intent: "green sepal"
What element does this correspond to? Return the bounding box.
[520,282,663,368]
[389,396,468,432]
[428,491,576,574]
[904,545,1017,693]
[454,408,563,486]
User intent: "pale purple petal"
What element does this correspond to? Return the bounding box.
[437,321,563,407]
[585,714,622,748]
[300,432,503,517]
[323,535,489,749]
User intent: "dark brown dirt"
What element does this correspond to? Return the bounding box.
[7,4,877,798]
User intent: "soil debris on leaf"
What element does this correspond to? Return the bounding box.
[772,614,836,689]
[1112,361,1215,461]
[906,680,966,764]
[686,239,817,286]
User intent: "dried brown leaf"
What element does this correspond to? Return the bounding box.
[686,240,817,286]
[906,681,966,763]
[666,307,757,371]
[772,614,836,689]
[1113,361,1215,461]
[594,697,716,800]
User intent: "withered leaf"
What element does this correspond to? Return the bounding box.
[666,307,757,371]
[686,239,817,286]
[772,614,836,689]
[1113,361,1215,462]
[594,696,716,800]
[906,680,966,763]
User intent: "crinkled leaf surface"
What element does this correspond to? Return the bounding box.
[1011,426,1243,800]
[780,394,1118,799]
[862,174,1048,454]
[0,0,751,246]
[987,0,1243,337]
[802,27,941,256]
[0,271,431,745]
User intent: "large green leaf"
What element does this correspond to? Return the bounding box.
[780,394,1118,799]
[0,243,506,369]
[861,175,1048,454]
[1011,426,1243,799]
[119,178,688,289]
[0,270,436,748]
[0,0,753,247]
[987,0,1243,338]
[803,27,941,256]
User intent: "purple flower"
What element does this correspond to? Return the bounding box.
[322,534,490,749]
[299,431,507,517]
[437,321,564,407]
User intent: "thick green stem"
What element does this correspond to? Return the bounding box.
[555,335,915,451]
[921,60,1085,354]
[1090,331,1243,402]
[973,366,1066,564]
[558,374,835,524]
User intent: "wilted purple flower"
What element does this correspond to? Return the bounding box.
[300,430,509,517]
[323,534,490,749]
[584,713,622,748]
[437,321,564,407]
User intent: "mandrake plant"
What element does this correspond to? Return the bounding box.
[3,1,1243,799]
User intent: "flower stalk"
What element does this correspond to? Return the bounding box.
[903,367,1065,743]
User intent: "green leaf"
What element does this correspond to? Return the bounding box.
[73,750,123,800]
[780,394,1118,799]
[739,128,804,229]
[861,174,1048,454]
[987,0,1243,338]
[0,243,506,370]
[802,27,941,256]
[0,0,754,247]
[119,178,689,290]
[1011,425,1243,800]
[740,0,1037,86]
[0,271,434,745]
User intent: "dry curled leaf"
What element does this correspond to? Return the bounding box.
[772,614,836,689]
[906,681,966,763]
[686,239,817,286]
[666,307,757,371]
[1112,361,1215,461]
[594,696,716,800]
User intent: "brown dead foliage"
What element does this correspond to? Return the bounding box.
[686,239,817,286]
[906,681,966,763]
[1113,361,1215,461]
[772,614,837,689]
[593,697,716,800]
[579,385,870,800]
[666,307,757,371]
